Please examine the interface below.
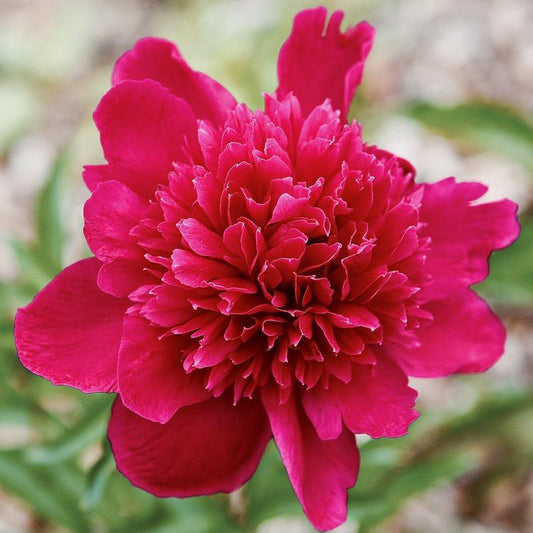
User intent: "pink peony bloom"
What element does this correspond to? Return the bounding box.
[15,7,519,531]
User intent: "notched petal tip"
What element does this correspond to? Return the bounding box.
[277,6,375,119]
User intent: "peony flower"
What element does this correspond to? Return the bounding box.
[15,7,519,531]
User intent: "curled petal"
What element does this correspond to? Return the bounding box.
[112,37,236,126]
[93,79,200,197]
[277,7,375,119]
[14,258,128,393]
[109,395,271,497]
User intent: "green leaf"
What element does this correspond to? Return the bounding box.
[351,452,473,533]
[24,394,111,464]
[245,442,304,529]
[0,450,91,532]
[429,390,533,444]
[477,215,533,305]
[404,101,533,172]
[35,151,68,275]
[10,240,55,291]
[0,280,38,319]
[81,439,115,510]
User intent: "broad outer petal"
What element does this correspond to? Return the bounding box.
[112,37,236,126]
[302,357,418,439]
[391,288,506,377]
[108,395,271,497]
[14,258,128,393]
[420,178,520,299]
[118,315,210,423]
[262,387,359,531]
[93,79,199,198]
[276,7,374,119]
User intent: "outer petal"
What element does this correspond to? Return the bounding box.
[83,180,147,263]
[118,315,210,423]
[108,395,271,497]
[420,178,519,299]
[14,258,128,392]
[112,37,236,126]
[262,387,359,531]
[303,357,418,440]
[276,7,375,119]
[391,289,506,377]
[93,79,200,198]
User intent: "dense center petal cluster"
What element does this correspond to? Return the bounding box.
[117,95,431,404]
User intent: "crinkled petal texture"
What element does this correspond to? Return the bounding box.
[14,7,520,533]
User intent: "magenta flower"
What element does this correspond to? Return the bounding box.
[15,7,519,531]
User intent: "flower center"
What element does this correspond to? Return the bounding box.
[132,97,431,403]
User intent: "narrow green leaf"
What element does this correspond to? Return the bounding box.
[404,101,533,171]
[10,240,54,290]
[36,152,68,275]
[352,453,474,533]
[81,439,115,510]
[24,394,111,464]
[246,442,304,528]
[0,450,91,532]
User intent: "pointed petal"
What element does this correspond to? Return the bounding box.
[276,7,374,119]
[262,388,359,531]
[392,288,507,377]
[108,395,271,497]
[112,37,236,126]
[14,258,128,393]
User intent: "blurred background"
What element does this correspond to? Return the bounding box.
[1,0,532,531]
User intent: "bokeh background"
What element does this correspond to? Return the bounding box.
[1,0,532,531]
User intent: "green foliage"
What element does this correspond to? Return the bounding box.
[404,101,533,172]
[478,215,533,305]
[36,152,68,276]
